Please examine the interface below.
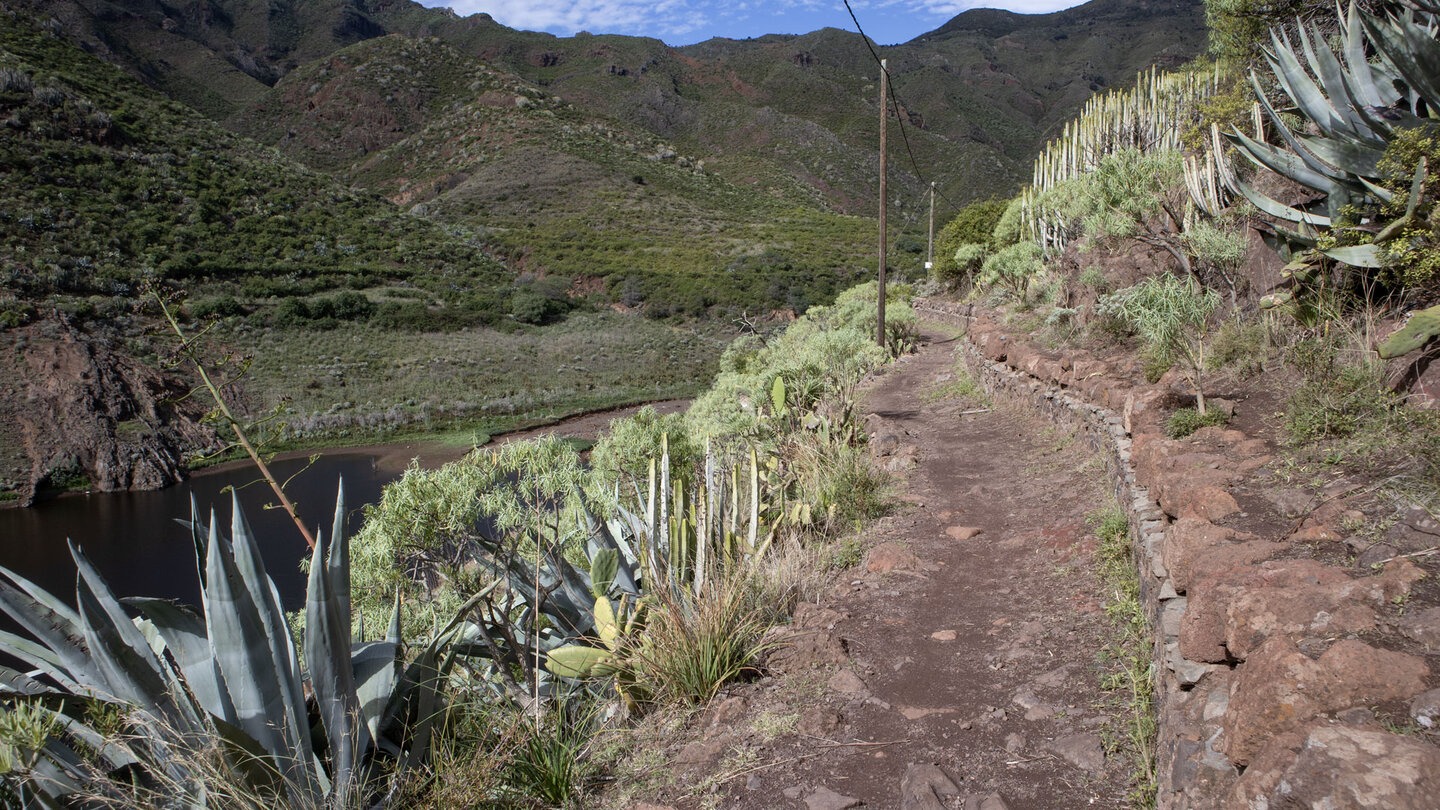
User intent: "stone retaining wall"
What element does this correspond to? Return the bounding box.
[917,300,1440,809]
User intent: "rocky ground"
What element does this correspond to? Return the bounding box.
[951,302,1440,809]
[622,300,1440,809]
[625,322,1144,809]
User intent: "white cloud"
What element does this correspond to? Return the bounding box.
[436,0,708,37]
[426,0,1083,42]
[855,0,1081,15]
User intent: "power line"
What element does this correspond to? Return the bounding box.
[841,0,963,216]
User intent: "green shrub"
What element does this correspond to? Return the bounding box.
[1100,274,1221,412]
[590,406,699,486]
[189,294,245,319]
[934,242,986,287]
[933,198,1006,279]
[978,242,1043,301]
[1208,319,1269,376]
[1166,406,1230,438]
[991,197,1026,247]
[510,290,567,325]
[1078,266,1110,293]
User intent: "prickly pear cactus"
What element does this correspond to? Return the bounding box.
[1378,304,1440,359]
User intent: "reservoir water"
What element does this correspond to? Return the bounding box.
[0,444,468,611]
[0,399,687,613]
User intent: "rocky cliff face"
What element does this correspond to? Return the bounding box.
[1,314,219,505]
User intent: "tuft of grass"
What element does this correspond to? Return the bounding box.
[925,360,990,406]
[503,707,598,808]
[1166,407,1229,438]
[629,580,771,706]
[824,536,867,571]
[1087,505,1157,807]
[394,699,523,809]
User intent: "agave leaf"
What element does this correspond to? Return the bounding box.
[0,628,84,694]
[325,479,351,643]
[304,528,364,807]
[1270,28,1347,135]
[1359,175,1400,202]
[1319,243,1384,266]
[1231,177,1334,226]
[1298,21,1380,142]
[1344,2,1394,108]
[1228,126,1333,191]
[0,663,45,694]
[200,502,316,797]
[1364,11,1440,111]
[1271,223,1321,248]
[125,597,235,725]
[352,639,401,746]
[71,542,202,733]
[0,567,96,688]
[23,735,93,805]
[226,495,307,719]
[0,567,82,632]
[1293,132,1384,177]
[1249,72,1356,185]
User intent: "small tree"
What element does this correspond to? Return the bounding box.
[1071,148,1192,276]
[935,242,987,287]
[979,242,1044,302]
[932,198,1007,280]
[1102,274,1222,413]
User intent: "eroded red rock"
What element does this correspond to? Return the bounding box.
[1221,636,1430,765]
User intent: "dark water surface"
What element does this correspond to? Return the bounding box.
[0,400,686,622]
[0,446,464,611]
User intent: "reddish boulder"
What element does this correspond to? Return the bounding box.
[1181,559,1421,663]
[866,542,920,573]
[1156,474,1239,521]
[1162,517,1279,593]
[1234,724,1440,809]
[1222,636,1430,765]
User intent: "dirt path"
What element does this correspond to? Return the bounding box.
[693,324,1137,809]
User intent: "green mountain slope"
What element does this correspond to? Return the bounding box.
[236,34,876,313]
[0,11,511,324]
[29,0,1207,215]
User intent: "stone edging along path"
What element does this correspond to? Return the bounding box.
[917,300,1440,809]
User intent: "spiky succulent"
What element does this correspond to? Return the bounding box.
[0,482,472,808]
[1226,3,1440,268]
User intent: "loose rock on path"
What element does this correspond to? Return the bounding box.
[680,324,1140,809]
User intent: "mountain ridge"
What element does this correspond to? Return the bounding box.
[24,0,1207,214]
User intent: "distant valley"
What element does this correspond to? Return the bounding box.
[0,0,1206,500]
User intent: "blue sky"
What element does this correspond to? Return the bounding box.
[418,1,1086,46]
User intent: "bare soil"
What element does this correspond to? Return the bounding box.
[663,325,1141,809]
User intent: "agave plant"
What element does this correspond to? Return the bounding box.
[0,482,475,808]
[1225,3,1440,273]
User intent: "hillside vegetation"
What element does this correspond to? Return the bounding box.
[0,12,509,323]
[25,0,1207,283]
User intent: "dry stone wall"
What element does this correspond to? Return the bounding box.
[918,300,1440,809]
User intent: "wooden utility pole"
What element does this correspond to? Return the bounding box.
[877,59,888,350]
[926,181,936,270]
